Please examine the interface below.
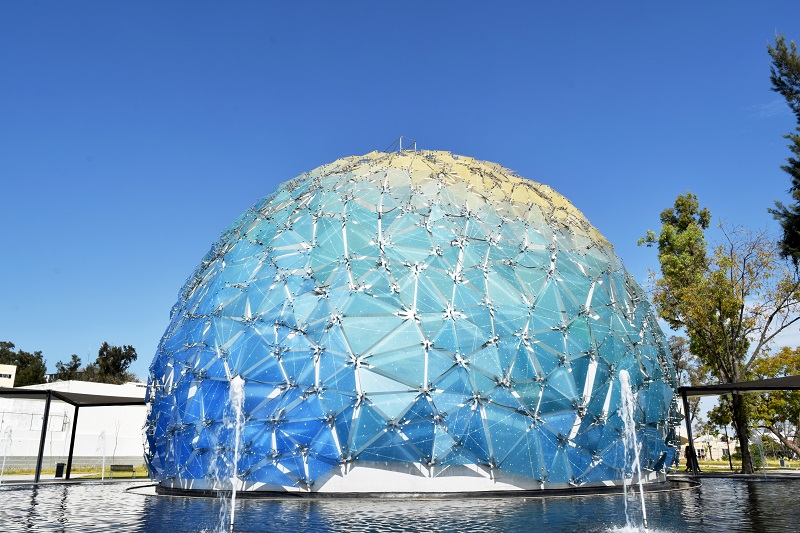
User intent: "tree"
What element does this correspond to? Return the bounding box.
[84,342,138,384]
[641,194,800,473]
[0,341,46,387]
[752,346,800,457]
[54,354,82,382]
[639,192,712,327]
[669,335,705,426]
[768,35,800,263]
[707,396,734,431]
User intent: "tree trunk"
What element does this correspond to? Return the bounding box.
[731,392,754,474]
[796,413,800,446]
[766,425,800,458]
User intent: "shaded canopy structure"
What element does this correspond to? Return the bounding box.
[0,387,145,482]
[678,375,800,474]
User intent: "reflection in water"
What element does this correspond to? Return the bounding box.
[0,479,799,532]
[57,484,69,532]
[25,486,38,532]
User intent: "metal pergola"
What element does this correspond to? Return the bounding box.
[678,375,800,475]
[0,387,145,482]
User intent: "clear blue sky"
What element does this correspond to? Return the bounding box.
[1,2,799,380]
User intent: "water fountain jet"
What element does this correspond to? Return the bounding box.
[227,375,245,533]
[749,430,767,479]
[619,370,648,531]
[0,426,12,485]
[97,430,107,481]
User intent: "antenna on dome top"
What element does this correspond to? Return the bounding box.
[384,136,417,153]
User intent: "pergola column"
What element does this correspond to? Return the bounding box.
[681,389,699,475]
[34,390,52,483]
[65,405,80,480]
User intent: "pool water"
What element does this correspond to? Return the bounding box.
[0,478,798,532]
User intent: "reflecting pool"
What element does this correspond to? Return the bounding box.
[0,478,798,532]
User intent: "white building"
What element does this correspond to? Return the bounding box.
[0,380,147,470]
[0,364,16,388]
[694,434,733,461]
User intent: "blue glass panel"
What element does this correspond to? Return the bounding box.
[570,448,599,483]
[567,317,592,353]
[349,404,387,454]
[320,361,356,396]
[277,452,307,483]
[470,346,503,377]
[582,460,617,483]
[368,320,424,356]
[500,427,544,480]
[432,321,459,353]
[532,344,559,377]
[357,431,420,463]
[541,411,577,440]
[597,416,624,455]
[483,403,527,461]
[445,402,473,439]
[486,386,517,412]
[471,370,498,396]
[436,366,473,399]
[306,454,337,484]
[548,447,573,483]
[571,421,603,455]
[285,393,326,422]
[183,450,209,479]
[493,305,529,337]
[454,318,490,354]
[537,329,566,356]
[510,381,543,413]
[539,385,576,415]
[367,349,424,388]
[342,315,403,355]
[309,425,340,460]
[438,445,480,466]
[402,420,436,461]
[417,314,445,343]
[462,410,491,462]
[598,438,626,472]
[369,391,418,420]
[547,367,578,401]
[279,419,323,449]
[230,327,271,374]
[319,391,352,414]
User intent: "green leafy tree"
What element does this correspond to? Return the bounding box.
[707,396,734,430]
[639,193,712,326]
[54,354,82,382]
[669,335,705,426]
[83,342,138,384]
[641,194,800,473]
[0,341,46,387]
[768,35,800,263]
[752,347,800,457]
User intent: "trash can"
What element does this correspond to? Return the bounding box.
[55,463,65,478]
[780,457,786,467]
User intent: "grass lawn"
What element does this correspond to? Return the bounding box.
[1,464,148,479]
[684,458,800,472]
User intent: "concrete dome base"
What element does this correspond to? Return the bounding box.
[156,461,666,494]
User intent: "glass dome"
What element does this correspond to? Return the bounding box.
[145,149,678,493]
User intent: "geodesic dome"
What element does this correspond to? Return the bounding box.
[145,149,678,493]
